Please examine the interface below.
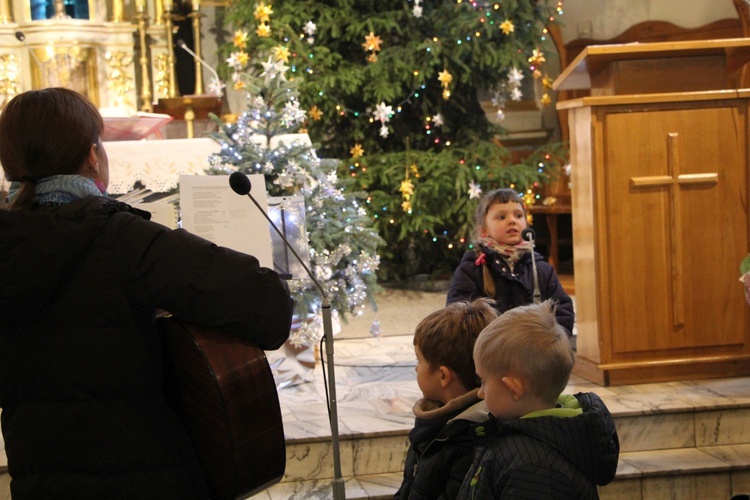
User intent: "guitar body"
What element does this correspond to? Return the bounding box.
[158,316,285,500]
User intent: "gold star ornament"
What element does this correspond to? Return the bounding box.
[438,69,453,87]
[272,45,291,63]
[500,20,515,35]
[233,30,249,49]
[350,143,365,159]
[308,105,322,121]
[399,179,415,197]
[256,23,271,38]
[254,2,273,23]
[362,32,383,53]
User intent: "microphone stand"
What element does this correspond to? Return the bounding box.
[15,32,45,86]
[230,174,345,500]
[176,39,223,97]
[522,228,542,304]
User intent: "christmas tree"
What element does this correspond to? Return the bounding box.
[218,0,567,281]
[207,59,383,346]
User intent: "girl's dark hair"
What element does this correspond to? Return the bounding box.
[0,88,104,210]
[474,188,526,297]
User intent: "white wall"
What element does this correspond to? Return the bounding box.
[558,0,740,43]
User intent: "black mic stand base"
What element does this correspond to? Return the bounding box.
[322,301,346,500]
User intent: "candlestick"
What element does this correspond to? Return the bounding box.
[111,0,124,22]
[163,5,178,98]
[135,7,152,111]
[189,8,204,95]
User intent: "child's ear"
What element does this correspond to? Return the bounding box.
[438,365,452,388]
[501,375,525,401]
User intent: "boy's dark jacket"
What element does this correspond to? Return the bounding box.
[457,392,619,500]
[446,248,574,336]
[0,198,293,499]
[395,389,488,500]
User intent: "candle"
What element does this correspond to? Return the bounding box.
[154,0,164,22]
[112,0,124,21]
[0,0,12,23]
[191,0,199,11]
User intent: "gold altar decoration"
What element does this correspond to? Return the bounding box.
[153,53,170,98]
[0,53,20,106]
[39,45,97,104]
[104,50,134,108]
[0,0,216,118]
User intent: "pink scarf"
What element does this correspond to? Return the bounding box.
[477,236,533,272]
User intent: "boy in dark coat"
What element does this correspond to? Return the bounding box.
[458,301,619,499]
[395,298,498,500]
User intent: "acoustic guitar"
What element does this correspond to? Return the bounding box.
[158,316,286,500]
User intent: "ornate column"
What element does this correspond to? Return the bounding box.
[0,0,12,24]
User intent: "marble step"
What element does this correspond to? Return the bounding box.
[253,443,750,499]
[274,401,750,486]
[251,374,750,499]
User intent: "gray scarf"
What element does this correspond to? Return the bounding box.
[7,175,106,205]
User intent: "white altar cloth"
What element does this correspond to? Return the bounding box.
[104,138,221,195]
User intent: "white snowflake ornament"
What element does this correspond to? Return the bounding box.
[468,180,482,199]
[373,102,393,123]
[508,67,524,87]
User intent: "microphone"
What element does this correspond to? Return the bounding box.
[228,172,346,500]
[175,39,223,96]
[522,228,542,304]
[15,32,45,75]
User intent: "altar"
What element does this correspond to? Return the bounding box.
[0,0,210,113]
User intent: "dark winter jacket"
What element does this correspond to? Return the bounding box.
[446,248,574,336]
[457,392,619,500]
[0,197,293,499]
[395,389,489,500]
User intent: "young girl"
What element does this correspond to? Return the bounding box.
[446,188,574,336]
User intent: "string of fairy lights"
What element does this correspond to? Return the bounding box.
[228,0,566,251]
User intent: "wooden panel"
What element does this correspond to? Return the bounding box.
[554,38,750,93]
[591,56,728,96]
[569,106,601,363]
[599,102,748,356]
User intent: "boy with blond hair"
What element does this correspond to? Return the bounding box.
[458,301,619,499]
[395,298,498,499]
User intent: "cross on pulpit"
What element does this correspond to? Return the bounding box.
[629,132,718,329]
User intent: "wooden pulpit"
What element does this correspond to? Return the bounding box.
[554,39,750,385]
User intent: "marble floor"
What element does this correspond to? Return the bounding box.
[254,285,750,499]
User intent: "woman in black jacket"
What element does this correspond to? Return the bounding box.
[0,88,293,499]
